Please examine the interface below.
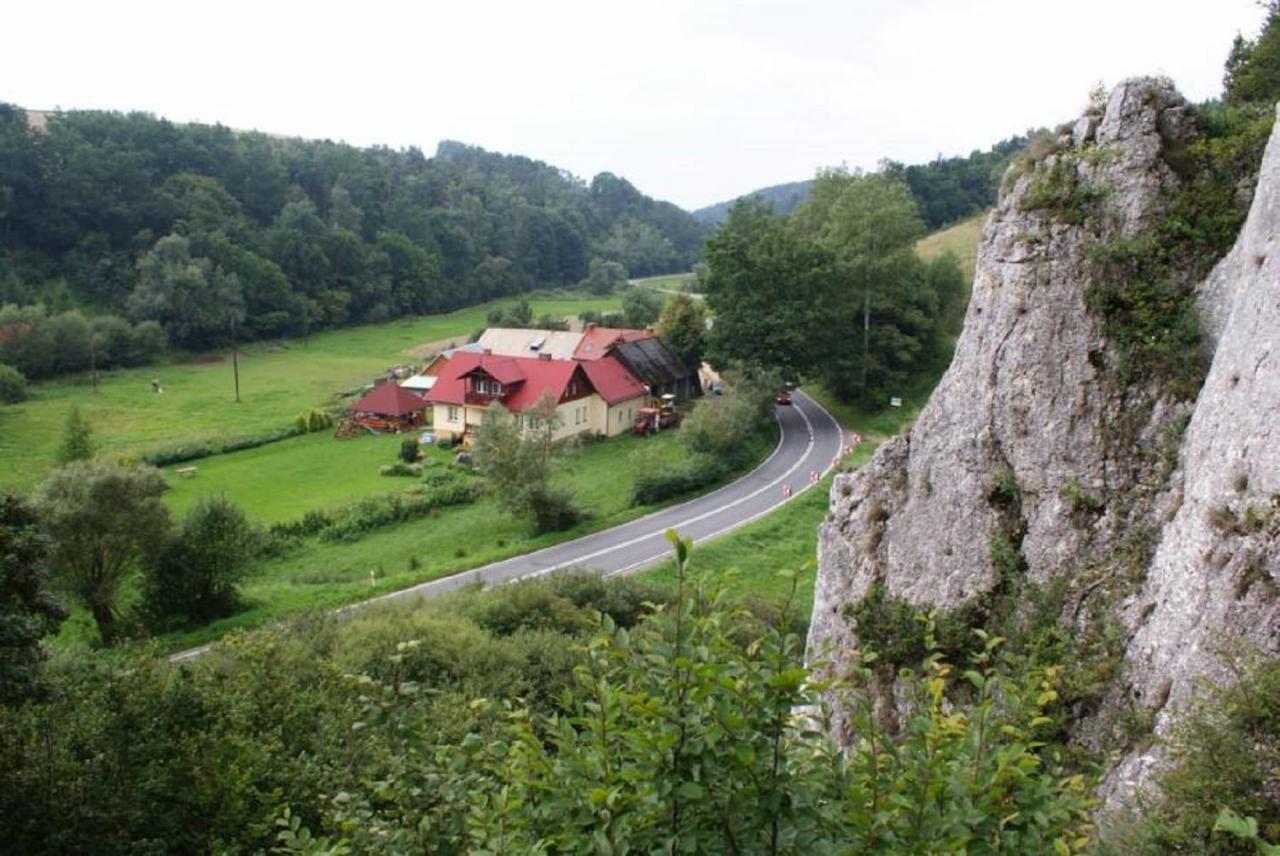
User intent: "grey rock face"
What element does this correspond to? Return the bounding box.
[1104,104,1280,807]
[808,81,1280,808]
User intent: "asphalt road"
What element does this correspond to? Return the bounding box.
[172,390,843,661]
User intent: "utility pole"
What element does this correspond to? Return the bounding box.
[231,317,241,403]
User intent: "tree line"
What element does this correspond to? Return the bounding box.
[693,132,1034,230]
[0,106,706,355]
[703,168,967,406]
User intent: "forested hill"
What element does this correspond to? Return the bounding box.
[692,133,1034,230]
[691,178,814,225]
[0,105,707,348]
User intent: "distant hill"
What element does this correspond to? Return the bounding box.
[691,179,813,225]
[693,133,1036,231]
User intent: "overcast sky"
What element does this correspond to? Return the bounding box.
[2,0,1268,210]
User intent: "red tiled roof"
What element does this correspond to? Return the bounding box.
[424,352,593,413]
[351,382,430,416]
[573,325,654,360]
[580,355,648,405]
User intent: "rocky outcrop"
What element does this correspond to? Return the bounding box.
[808,78,1280,808]
[1104,102,1280,805]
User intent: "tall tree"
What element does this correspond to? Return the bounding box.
[702,199,837,380]
[0,492,66,704]
[35,461,170,644]
[128,233,244,348]
[655,293,706,372]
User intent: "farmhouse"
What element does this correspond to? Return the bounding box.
[425,350,647,442]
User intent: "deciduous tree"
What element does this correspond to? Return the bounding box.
[0,492,66,703]
[35,461,170,644]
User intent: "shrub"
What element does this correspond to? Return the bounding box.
[141,496,256,629]
[380,462,423,477]
[294,408,333,433]
[399,437,419,463]
[143,425,303,467]
[631,454,727,505]
[0,363,27,403]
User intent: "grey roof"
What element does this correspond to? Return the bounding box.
[614,338,690,388]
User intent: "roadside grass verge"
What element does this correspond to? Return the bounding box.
[638,384,929,613]
[0,293,621,489]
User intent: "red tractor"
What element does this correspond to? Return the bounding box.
[633,395,681,436]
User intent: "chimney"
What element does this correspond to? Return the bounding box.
[482,348,492,355]
[539,352,552,361]
[585,322,596,331]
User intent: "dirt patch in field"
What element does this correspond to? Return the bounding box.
[405,336,468,359]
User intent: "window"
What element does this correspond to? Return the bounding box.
[447,406,459,423]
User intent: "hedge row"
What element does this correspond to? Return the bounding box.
[630,454,728,506]
[142,425,304,467]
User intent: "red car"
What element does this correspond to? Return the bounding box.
[775,390,792,405]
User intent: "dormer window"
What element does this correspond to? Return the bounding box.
[473,377,502,396]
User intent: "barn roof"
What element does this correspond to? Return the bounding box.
[579,355,648,404]
[613,338,689,387]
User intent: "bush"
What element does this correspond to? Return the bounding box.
[318,477,482,542]
[631,454,727,505]
[527,484,583,534]
[399,437,419,463]
[0,363,27,403]
[380,462,423,477]
[143,425,303,467]
[294,408,333,433]
[141,496,256,629]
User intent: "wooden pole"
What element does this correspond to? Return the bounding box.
[231,318,241,403]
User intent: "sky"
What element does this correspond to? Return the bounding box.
[2,0,1269,210]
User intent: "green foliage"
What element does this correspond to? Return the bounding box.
[1127,655,1280,854]
[655,292,706,372]
[294,408,333,433]
[473,398,582,534]
[0,362,26,403]
[705,171,967,407]
[1019,153,1103,225]
[379,461,422,477]
[630,454,728,505]
[275,538,1095,852]
[398,436,419,464]
[990,465,1021,509]
[678,366,778,465]
[1060,479,1103,515]
[1224,3,1280,106]
[579,257,629,294]
[54,405,94,465]
[34,460,170,644]
[141,495,257,629]
[141,424,305,467]
[0,303,168,380]
[620,286,662,328]
[317,475,482,543]
[0,107,703,360]
[0,492,67,704]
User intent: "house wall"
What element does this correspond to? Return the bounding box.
[594,394,647,437]
[431,403,487,440]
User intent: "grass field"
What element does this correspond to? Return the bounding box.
[915,212,987,282]
[0,293,621,489]
[162,432,446,523]
[166,427,770,648]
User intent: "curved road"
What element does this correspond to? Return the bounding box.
[173,390,843,660]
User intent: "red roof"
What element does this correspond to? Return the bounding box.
[351,382,430,416]
[425,352,593,413]
[580,355,648,404]
[573,325,654,360]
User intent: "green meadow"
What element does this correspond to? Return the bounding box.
[0,294,621,489]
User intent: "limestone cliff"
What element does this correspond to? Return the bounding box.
[807,78,1280,809]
